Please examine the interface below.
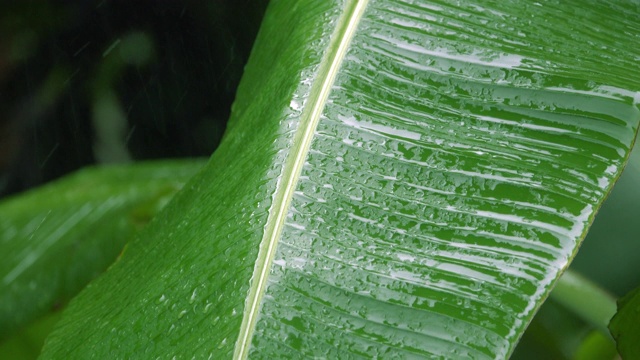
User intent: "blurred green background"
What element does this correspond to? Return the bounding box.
[0,1,638,359]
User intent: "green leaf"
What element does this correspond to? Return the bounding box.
[40,0,640,358]
[0,159,205,340]
[550,270,617,336]
[609,286,640,359]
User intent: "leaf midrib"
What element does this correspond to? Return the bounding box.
[232,0,369,358]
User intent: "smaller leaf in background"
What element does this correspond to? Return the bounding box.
[0,159,205,341]
[550,270,617,335]
[609,285,640,359]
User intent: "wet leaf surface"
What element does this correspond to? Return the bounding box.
[39,1,640,358]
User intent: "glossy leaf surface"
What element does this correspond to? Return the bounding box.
[609,286,640,359]
[0,159,205,340]
[41,0,639,359]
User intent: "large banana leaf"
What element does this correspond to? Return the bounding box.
[40,0,639,358]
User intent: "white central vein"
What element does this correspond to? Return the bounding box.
[233,0,369,358]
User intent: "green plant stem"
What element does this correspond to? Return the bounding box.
[551,269,618,335]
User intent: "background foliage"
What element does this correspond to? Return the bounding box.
[0,1,638,358]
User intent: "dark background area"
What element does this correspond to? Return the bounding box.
[0,0,268,198]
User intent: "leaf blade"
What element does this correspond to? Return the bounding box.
[40,0,640,359]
